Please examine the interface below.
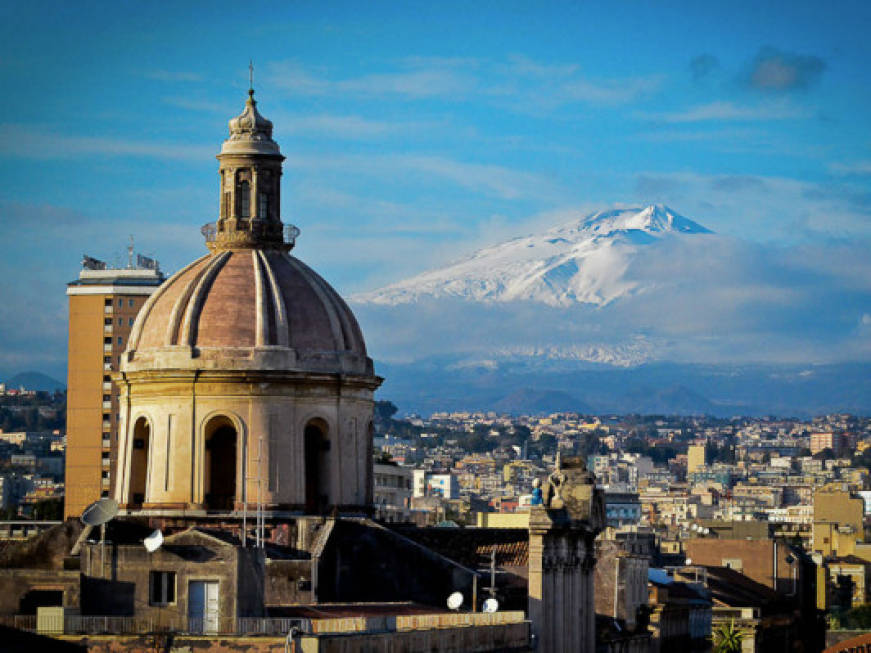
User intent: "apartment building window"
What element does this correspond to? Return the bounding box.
[128,318,134,327]
[150,571,176,605]
[103,394,111,402]
[102,413,110,422]
[104,298,112,307]
[101,452,110,460]
[101,471,110,479]
[129,299,135,308]
[104,356,111,365]
[117,337,123,346]
[117,318,122,326]
[117,299,122,308]
[104,317,112,326]
[103,375,111,383]
[104,337,112,345]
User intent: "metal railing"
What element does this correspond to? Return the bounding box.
[200,221,300,247]
[0,614,310,637]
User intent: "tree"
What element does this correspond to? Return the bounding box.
[841,605,871,630]
[712,620,744,653]
[30,498,63,521]
[813,447,835,462]
[374,400,398,422]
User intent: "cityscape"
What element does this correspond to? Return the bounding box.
[1,2,870,653]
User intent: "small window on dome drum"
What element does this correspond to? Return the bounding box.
[258,192,269,219]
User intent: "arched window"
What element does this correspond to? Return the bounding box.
[304,419,330,514]
[258,192,269,219]
[238,180,250,218]
[204,415,237,511]
[129,417,151,506]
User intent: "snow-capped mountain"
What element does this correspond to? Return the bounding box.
[353,205,712,307]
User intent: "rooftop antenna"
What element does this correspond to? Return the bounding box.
[127,235,134,269]
[81,497,119,578]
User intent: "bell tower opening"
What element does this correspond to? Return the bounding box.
[129,417,151,506]
[237,179,251,219]
[204,416,237,511]
[304,419,330,514]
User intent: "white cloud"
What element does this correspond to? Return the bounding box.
[280,114,394,139]
[267,56,661,108]
[829,161,871,176]
[284,152,562,201]
[643,100,808,123]
[0,124,212,161]
[145,70,202,82]
[266,60,473,99]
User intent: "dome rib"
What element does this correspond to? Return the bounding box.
[179,251,231,346]
[129,255,209,351]
[258,250,290,347]
[252,250,269,347]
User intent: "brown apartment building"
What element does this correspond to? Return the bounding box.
[64,260,164,518]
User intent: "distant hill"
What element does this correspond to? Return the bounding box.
[375,359,871,417]
[493,388,589,415]
[4,371,65,392]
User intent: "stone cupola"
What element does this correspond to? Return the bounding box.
[213,88,286,250]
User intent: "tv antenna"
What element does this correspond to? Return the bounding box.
[81,497,119,578]
[446,592,463,611]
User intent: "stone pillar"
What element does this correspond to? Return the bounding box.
[527,455,605,653]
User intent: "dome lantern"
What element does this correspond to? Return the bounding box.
[212,83,287,251]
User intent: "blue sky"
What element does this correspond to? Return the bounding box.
[0,1,870,379]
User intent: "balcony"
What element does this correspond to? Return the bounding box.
[102,439,111,449]
[102,382,112,392]
[104,305,113,315]
[103,325,112,335]
[103,344,113,354]
[101,459,111,468]
[102,401,112,410]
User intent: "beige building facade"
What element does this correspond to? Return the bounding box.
[112,88,380,518]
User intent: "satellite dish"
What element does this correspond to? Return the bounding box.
[685,558,693,565]
[483,598,499,613]
[690,524,699,531]
[81,497,119,526]
[144,529,164,553]
[446,592,463,610]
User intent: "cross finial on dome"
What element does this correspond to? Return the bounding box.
[248,60,254,98]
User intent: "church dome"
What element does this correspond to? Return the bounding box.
[122,86,373,377]
[126,248,370,375]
